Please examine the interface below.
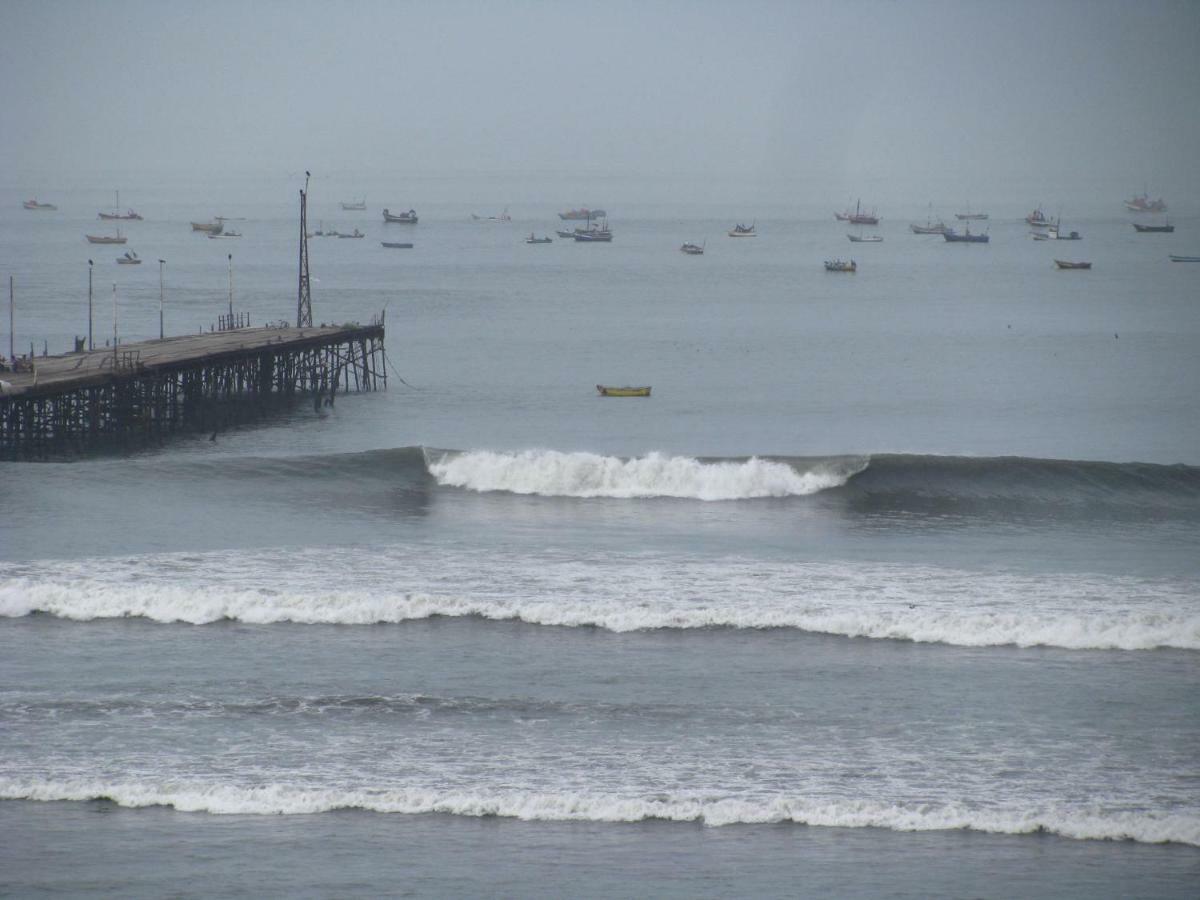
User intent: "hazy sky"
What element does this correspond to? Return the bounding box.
[3,0,1199,191]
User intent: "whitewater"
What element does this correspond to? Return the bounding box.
[3,548,1197,650]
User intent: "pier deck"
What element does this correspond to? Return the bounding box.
[1,322,386,458]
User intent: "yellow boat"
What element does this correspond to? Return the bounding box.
[596,384,651,397]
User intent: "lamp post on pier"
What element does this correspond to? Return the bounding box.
[88,260,94,350]
[158,259,166,339]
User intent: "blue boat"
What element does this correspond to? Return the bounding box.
[943,226,989,243]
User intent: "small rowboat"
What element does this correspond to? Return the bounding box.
[824,259,856,272]
[597,385,651,397]
[1169,255,1200,263]
[680,242,705,255]
[381,241,413,249]
[1054,260,1091,269]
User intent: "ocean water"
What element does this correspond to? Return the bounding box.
[1,174,1199,897]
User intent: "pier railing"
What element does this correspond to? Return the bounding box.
[0,322,385,459]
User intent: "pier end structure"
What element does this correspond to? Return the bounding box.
[0,320,385,459]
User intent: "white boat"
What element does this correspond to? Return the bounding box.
[341,198,366,210]
[116,251,141,264]
[848,233,883,242]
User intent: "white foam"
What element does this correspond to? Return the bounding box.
[2,551,1197,650]
[3,777,1196,845]
[427,450,861,500]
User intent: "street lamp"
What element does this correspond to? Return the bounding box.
[88,259,94,350]
[158,259,166,340]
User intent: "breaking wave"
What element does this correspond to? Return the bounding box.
[424,449,866,500]
[2,778,1195,846]
[2,556,1196,650]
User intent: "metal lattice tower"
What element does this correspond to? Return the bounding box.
[297,171,313,327]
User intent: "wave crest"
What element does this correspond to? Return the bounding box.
[425,450,866,500]
[2,778,1195,845]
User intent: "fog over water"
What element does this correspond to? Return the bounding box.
[3,0,1199,201]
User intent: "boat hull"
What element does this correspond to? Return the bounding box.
[1054,260,1091,269]
[1132,224,1174,233]
[86,236,127,244]
[596,385,651,397]
[943,231,989,243]
[381,242,413,249]
[382,209,418,224]
[1169,255,1200,262]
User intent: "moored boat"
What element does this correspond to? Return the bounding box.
[1054,259,1091,269]
[847,199,879,225]
[86,230,127,244]
[1025,206,1052,228]
[381,241,413,249]
[1125,190,1167,213]
[337,228,365,239]
[574,226,612,242]
[474,208,512,222]
[943,226,989,243]
[596,384,651,397]
[341,198,367,210]
[383,208,418,223]
[191,220,224,234]
[1132,221,1174,233]
[680,241,705,255]
[955,204,989,221]
[23,199,57,210]
[824,259,856,272]
[98,191,143,220]
[560,208,605,220]
[208,229,243,238]
[526,233,553,243]
[116,251,142,265]
[728,222,756,237]
[848,233,882,242]
[1168,254,1200,262]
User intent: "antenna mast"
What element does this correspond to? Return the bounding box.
[297,170,313,327]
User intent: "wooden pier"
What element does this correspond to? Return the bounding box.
[0,320,386,459]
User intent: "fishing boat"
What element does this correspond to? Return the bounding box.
[98,190,143,220]
[207,229,242,238]
[1125,190,1166,213]
[560,208,605,220]
[943,226,989,243]
[680,241,705,255]
[910,206,949,234]
[116,251,142,265]
[381,241,414,249]
[955,205,989,221]
[191,220,224,234]
[1054,260,1091,270]
[341,198,367,210]
[1046,224,1081,240]
[337,229,365,239]
[526,233,553,244]
[728,222,756,237]
[86,230,127,244]
[574,225,613,242]
[1025,206,1052,228]
[473,208,512,222]
[596,385,651,397]
[555,229,578,239]
[824,259,856,272]
[1133,221,1174,233]
[23,199,56,210]
[383,208,418,223]
[848,233,883,243]
[847,199,879,226]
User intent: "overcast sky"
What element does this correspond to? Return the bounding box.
[3,0,1198,193]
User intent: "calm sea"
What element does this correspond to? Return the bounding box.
[1,173,1198,897]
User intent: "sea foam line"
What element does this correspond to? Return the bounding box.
[2,778,1196,846]
[2,577,1198,650]
[425,450,864,500]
